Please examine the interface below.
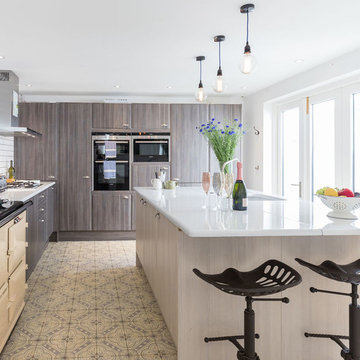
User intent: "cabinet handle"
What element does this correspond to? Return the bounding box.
[123,123,129,128]
[155,212,160,219]
[48,175,55,179]
[161,123,169,128]
[41,194,45,198]
[40,219,45,223]
[143,201,147,206]
[25,242,29,248]
[41,208,45,212]
[140,198,144,204]
[123,195,129,199]
[83,176,90,179]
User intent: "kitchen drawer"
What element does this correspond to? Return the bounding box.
[8,212,28,274]
[8,261,25,324]
[0,283,8,343]
[0,224,7,289]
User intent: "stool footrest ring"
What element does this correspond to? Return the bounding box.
[204,334,260,343]
[305,332,349,352]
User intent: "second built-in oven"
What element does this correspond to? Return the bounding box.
[133,134,170,162]
[92,135,130,191]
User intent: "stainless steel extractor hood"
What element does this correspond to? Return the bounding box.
[0,71,41,137]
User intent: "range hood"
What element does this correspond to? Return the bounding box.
[0,71,41,137]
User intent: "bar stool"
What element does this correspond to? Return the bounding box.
[193,259,302,360]
[295,258,360,360]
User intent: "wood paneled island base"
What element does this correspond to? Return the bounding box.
[135,191,360,360]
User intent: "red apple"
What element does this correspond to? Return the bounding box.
[338,188,355,197]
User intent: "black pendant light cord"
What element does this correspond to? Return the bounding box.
[199,60,203,86]
[218,41,222,68]
[246,10,249,44]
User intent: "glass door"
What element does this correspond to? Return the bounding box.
[278,100,307,199]
[353,92,360,192]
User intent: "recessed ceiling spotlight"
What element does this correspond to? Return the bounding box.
[0,56,4,60]
[294,59,304,63]
[26,84,32,87]
[167,85,173,89]
[114,85,120,88]
[241,86,248,90]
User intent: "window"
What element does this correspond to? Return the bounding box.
[270,83,359,200]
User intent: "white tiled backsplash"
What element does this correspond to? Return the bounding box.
[0,136,14,177]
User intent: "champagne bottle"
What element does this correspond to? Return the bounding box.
[8,160,15,179]
[232,161,247,211]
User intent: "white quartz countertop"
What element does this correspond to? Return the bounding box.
[0,182,56,202]
[135,186,360,237]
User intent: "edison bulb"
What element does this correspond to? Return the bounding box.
[213,75,228,93]
[195,86,207,102]
[240,52,256,74]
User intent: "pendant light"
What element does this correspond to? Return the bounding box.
[195,56,207,102]
[240,3,256,74]
[213,35,226,93]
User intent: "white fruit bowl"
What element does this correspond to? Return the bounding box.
[316,195,360,220]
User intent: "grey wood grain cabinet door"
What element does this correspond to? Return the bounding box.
[92,192,132,231]
[92,104,131,129]
[170,104,209,184]
[131,104,170,131]
[131,163,171,189]
[59,103,92,231]
[15,103,58,181]
[209,104,242,174]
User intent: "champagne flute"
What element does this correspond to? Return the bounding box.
[213,172,224,210]
[224,173,235,210]
[202,172,211,209]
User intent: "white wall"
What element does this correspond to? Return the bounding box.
[243,48,360,191]
[0,136,14,176]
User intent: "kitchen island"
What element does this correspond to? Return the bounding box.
[135,186,360,360]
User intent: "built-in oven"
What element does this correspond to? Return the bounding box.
[133,134,170,162]
[92,135,131,191]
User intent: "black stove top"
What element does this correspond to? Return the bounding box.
[6,181,41,189]
[0,199,24,221]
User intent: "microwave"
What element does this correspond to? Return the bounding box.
[133,135,170,163]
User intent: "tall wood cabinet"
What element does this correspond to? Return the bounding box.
[209,104,242,173]
[170,104,209,184]
[92,104,131,130]
[58,103,92,231]
[131,104,170,131]
[15,103,58,181]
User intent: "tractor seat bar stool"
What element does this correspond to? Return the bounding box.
[295,258,360,360]
[193,259,302,360]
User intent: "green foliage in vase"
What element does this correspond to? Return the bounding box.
[197,118,246,173]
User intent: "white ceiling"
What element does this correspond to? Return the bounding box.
[1,0,360,98]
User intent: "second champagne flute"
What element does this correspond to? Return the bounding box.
[202,172,211,209]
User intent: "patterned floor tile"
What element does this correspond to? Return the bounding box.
[32,340,67,359]
[1,241,176,360]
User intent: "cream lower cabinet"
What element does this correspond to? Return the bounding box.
[0,210,28,353]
